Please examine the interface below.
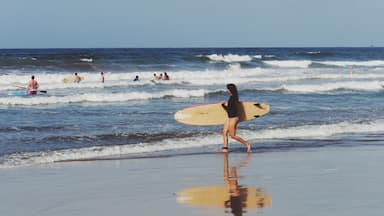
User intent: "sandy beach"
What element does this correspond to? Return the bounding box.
[1,145,383,216]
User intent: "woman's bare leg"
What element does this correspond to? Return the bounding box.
[222,119,229,152]
[228,118,251,153]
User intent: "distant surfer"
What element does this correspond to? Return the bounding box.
[133,75,139,81]
[27,75,39,95]
[100,72,105,83]
[74,73,81,83]
[221,83,251,153]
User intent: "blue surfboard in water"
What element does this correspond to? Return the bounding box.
[8,90,47,97]
[8,91,29,97]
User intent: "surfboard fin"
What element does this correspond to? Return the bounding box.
[254,103,263,109]
[254,115,260,118]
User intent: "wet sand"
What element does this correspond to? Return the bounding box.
[1,145,383,216]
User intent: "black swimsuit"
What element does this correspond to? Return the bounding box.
[222,96,239,118]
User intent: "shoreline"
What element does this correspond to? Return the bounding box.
[1,145,383,216]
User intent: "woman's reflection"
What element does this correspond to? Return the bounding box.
[177,153,271,215]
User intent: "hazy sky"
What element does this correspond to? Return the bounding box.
[1,0,383,48]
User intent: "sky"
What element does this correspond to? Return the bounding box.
[1,0,384,48]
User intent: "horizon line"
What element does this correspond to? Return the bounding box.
[0,46,381,50]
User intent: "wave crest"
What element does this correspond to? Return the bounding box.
[204,54,253,63]
[263,60,312,68]
[0,89,208,106]
[1,119,383,168]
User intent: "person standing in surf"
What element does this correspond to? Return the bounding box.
[27,75,39,95]
[163,72,170,80]
[74,73,81,83]
[221,83,251,153]
[100,72,105,83]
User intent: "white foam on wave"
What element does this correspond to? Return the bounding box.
[307,51,321,54]
[205,54,253,63]
[312,72,384,80]
[263,59,384,68]
[0,89,208,106]
[282,81,383,93]
[245,120,384,140]
[142,68,268,86]
[1,68,383,92]
[263,60,312,68]
[0,135,220,168]
[227,63,242,71]
[80,58,93,62]
[1,119,383,168]
[320,60,384,67]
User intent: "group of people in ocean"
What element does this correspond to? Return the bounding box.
[24,71,171,95]
[133,72,171,82]
[131,72,171,82]
[153,72,170,81]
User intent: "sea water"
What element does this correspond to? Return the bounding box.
[0,48,383,168]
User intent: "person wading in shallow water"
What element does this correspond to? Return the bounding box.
[221,83,251,153]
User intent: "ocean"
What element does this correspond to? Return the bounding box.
[0,47,383,168]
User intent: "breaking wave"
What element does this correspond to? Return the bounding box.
[200,54,253,63]
[0,89,208,106]
[1,119,383,168]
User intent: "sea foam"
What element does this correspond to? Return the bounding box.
[1,119,383,168]
[281,81,383,93]
[0,89,208,106]
[263,60,312,68]
[320,60,384,67]
[205,54,253,63]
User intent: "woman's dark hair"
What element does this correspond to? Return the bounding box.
[226,83,239,101]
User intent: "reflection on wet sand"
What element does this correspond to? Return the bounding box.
[177,153,271,215]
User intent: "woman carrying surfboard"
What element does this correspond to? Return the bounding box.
[221,83,251,153]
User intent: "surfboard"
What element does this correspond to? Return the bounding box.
[8,92,28,97]
[7,91,47,97]
[174,102,269,126]
[177,185,271,209]
[63,75,84,83]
